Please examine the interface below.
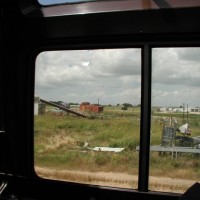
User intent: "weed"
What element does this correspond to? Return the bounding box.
[34,107,200,190]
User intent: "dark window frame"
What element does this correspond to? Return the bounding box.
[33,42,200,195]
[1,0,200,199]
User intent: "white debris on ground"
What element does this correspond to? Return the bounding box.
[88,147,125,152]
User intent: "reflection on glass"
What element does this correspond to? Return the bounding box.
[38,0,200,9]
[34,49,141,189]
[150,48,200,193]
[38,0,99,6]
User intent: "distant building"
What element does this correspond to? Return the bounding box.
[34,96,40,115]
[190,107,200,112]
[171,107,200,113]
[160,107,167,112]
[34,96,45,115]
[168,108,173,111]
[80,102,103,113]
[172,108,184,113]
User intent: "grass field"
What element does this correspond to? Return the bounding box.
[34,105,200,192]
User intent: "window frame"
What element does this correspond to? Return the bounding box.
[1,0,200,199]
[33,42,200,196]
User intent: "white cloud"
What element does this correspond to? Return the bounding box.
[152,48,200,106]
[35,49,141,105]
[35,47,200,107]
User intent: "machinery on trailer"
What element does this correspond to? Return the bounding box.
[161,116,200,149]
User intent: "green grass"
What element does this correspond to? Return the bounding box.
[34,107,200,181]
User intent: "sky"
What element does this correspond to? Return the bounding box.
[152,48,200,107]
[38,0,95,5]
[35,48,200,107]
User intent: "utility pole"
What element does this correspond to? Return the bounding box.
[183,103,185,123]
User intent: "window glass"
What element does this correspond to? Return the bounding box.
[38,0,200,9]
[38,0,95,6]
[38,0,200,17]
[34,49,141,189]
[150,47,200,193]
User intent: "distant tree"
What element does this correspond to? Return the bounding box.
[69,102,79,105]
[121,106,128,111]
[123,103,133,108]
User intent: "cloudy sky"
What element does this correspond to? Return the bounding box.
[35,49,141,105]
[35,48,200,107]
[152,48,200,107]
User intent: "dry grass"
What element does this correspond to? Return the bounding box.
[45,134,76,151]
[35,166,137,188]
[35,166,197,193]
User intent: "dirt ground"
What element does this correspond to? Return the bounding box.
[35,166,197,193]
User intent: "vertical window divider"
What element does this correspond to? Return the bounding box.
[138,44,152,192]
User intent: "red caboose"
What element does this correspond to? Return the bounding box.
[80,102,103,113]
